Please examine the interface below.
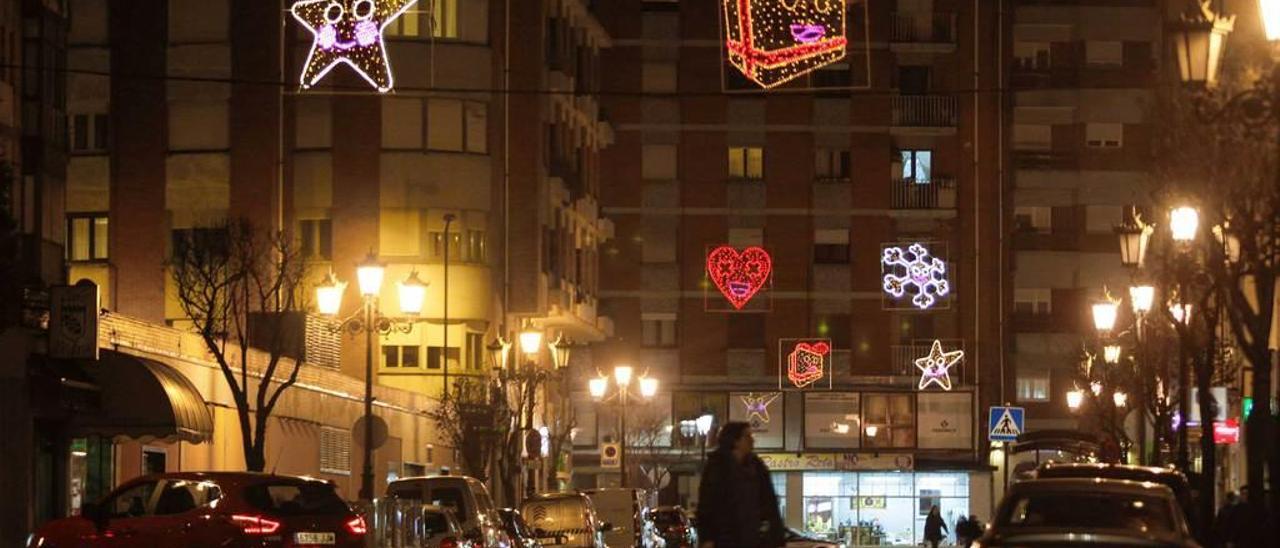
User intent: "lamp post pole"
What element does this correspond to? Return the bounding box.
[361,297,375,501]
[442,213,455,398]
[618,385,628,488]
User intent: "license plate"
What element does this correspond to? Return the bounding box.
[293,532,336,545]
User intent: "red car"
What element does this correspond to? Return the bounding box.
[30,472,367,547]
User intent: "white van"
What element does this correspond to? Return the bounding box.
[387,474,510,547]
[583,488,661,548]
[520,492,609,547]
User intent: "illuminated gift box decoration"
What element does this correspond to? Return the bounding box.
[722,0,849,88]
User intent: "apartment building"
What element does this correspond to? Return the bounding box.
[34,0,612,520]
[581,0,1004,543]
[1005,1,1161,452]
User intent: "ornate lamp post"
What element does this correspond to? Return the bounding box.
[589,365,658,487]
[316,252,428,502]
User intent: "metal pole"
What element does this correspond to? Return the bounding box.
[442,214,454,397]
[360,299,375,501]
[1002,442,1010,493]
[619,387,628,487]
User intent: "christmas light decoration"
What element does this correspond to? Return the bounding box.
[291,0,418,92]
[707,245,773,310]
[782,339,831,389]
[740,392,781,425]
[915,340,962,391]
[882,243,950,309]
[721,0,848,88]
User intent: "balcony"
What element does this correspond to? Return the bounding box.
[891,96,956,130]
[889,12,956,50]
[890,177,956,209]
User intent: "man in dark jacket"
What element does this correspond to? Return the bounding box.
[696,422,784,548]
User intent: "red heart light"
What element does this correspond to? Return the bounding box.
[707,245,773,310]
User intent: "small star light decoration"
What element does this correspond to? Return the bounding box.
[291,0,418,93]
[882,243,950,309]
[915,340,963,391]
[722,0,848,88]
[740,392,780,427]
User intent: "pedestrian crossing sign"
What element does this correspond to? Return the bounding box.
[988,406,1024,442]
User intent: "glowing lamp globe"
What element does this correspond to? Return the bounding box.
[519,330,543,356]
[639,377,659,399]
[1262,0,1280,42]
[1129,286,1155,315]
[1103,345,1122,365]
[397,271,427,316]
[1092,302,1118,332]
[315,271,346,316]
[1066,389,1085,411]
[1113,391,1129,408]
[356,253,385,297]
[613,365,634,388]
[1170,206,1200,242]
[588,377,608,400]
[865,425,879,438]
[696,414,714,436]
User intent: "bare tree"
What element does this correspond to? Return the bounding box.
[169,218,311,472]
[426,377,511,481]
[626,401,686,494]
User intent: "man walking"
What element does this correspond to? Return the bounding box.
[696,422,784,548]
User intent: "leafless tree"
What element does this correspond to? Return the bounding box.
[426,377,511,481]
[168,218,311,472]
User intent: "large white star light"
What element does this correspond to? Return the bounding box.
[915,340,963,391]
[291,0,418,93]
[882,243,950,309]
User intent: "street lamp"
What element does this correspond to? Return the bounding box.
[1169,206,1200,243]
[1168,1,1235,86]
[1114,391,1129,408]
[1103,344,1122,365]
[1092,300,1119,333]
[1114,211,1153,269]
[1170,302,1194,325]
[589,365,658,487]
[1262,0,1280,41]
[1129,285,1155,316]
[316,252,427,502]
[1067,388,1085,412]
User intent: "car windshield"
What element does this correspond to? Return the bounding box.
[244,481,350,516]
[1000,492,1176,533]
[652,511,684,527]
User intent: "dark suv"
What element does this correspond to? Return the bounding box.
[1034,462,1200,535]
[30,472,367,547]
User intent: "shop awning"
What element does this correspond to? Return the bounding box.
[70,350,213,444]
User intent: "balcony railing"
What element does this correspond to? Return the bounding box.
[890,177,956,209]
[891,95,957,127]
[890,12,957,44]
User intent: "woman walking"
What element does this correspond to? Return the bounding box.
[696,422,784,548]
[923,505,948,548]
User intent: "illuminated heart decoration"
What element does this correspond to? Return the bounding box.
[788,341,830,388]
[707,245,773,310]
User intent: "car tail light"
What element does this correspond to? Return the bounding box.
[345,516,368,535]
[230,514,282,535]
[440,537,458,548]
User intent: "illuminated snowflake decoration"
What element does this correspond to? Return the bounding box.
[291,0,418,93]
[915,340,963,391]
[882,243,950,310]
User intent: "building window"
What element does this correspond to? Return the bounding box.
[1013,206,1051,233]
[1085,123,1122,148]
[382,345,421,368]
[427,99,487,153]
[429,231,463,262]
[813,229,850,264]
[812,62,851,88]
[319,427,351,475]
[385,6,423,37]
[727,315,765,349]
[728,228,763,247]
[427,346,460,370]
[1012,124,1052,151]
[171,227,230,259]
[1016,371,1051,402]
[642,314,677,347]
[1013,41,1051,70]
[642,144,678,180]
[1014,288,1052,315]
[429,0,458,38]
[641,62,677,93]
[67,213,108,261]
[728,146,764,180]
[466,333,483,370]
[1085,41,1123,66]
[815,148,850,181]
[68,113,109,152]
[899,149,932,183]
[863,393,915,448]
[299,219,332,260]
[465,230,486,263]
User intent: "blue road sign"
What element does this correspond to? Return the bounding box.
[988,406,1025,442]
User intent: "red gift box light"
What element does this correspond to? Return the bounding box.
[722,0,849,88]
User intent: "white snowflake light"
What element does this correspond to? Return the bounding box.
[882,243,950,309]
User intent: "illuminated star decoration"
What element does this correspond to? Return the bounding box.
[722,0,848,88]
[740,392,781,426]
[291,0,418,93]
[915,340,963,391]
[882,243,950,309]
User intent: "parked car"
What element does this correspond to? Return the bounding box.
[974,478,1200,548]
[1033,462,1200,535]
[520,492,610,547]
[783,528,847,548]
[648,506,696,548]
[499,508,543,548]
[386,473,510,548]
[28,472,367,547]
[583,487,660,547]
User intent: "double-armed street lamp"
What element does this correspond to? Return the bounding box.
[489,328,574,497]
[589,365,658,487]
[316,252,429,502]
[679,413,715,466]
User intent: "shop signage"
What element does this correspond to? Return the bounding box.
[50,283,100,360]
[759,453,836,471]
[779,338,834,391]
[804,392,861,449]
[757,452,914,471]
[853,496,886,509]
[917,392,973,449]
[1214,419,1241,444]
[836,453,913,471]
[601,443,620,468]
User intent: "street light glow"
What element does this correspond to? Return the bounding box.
[1104,344,1122,364]
[613,365,634,387]
[588,377,607,400]
[315,271,346,316]
[639,377,659,398]
[1129,285,1155,315]
[1170,302,1193,325]
[1067,389,1084,411]
[865,425,879,438]
[397,270,427,316]
[519,330,543,356]
[1113,391,1128,408]
[356,254,385,297]
[1170,206,1200,242]
[1092,301,1118,332]
[696,414,713,436]
[1262,0,1280,41]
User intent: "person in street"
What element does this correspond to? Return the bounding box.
[957,514,982,547]
[923,505,948,548]
[1213,490,1243,548]
[696,421,784,548]
[954,515,970,546]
